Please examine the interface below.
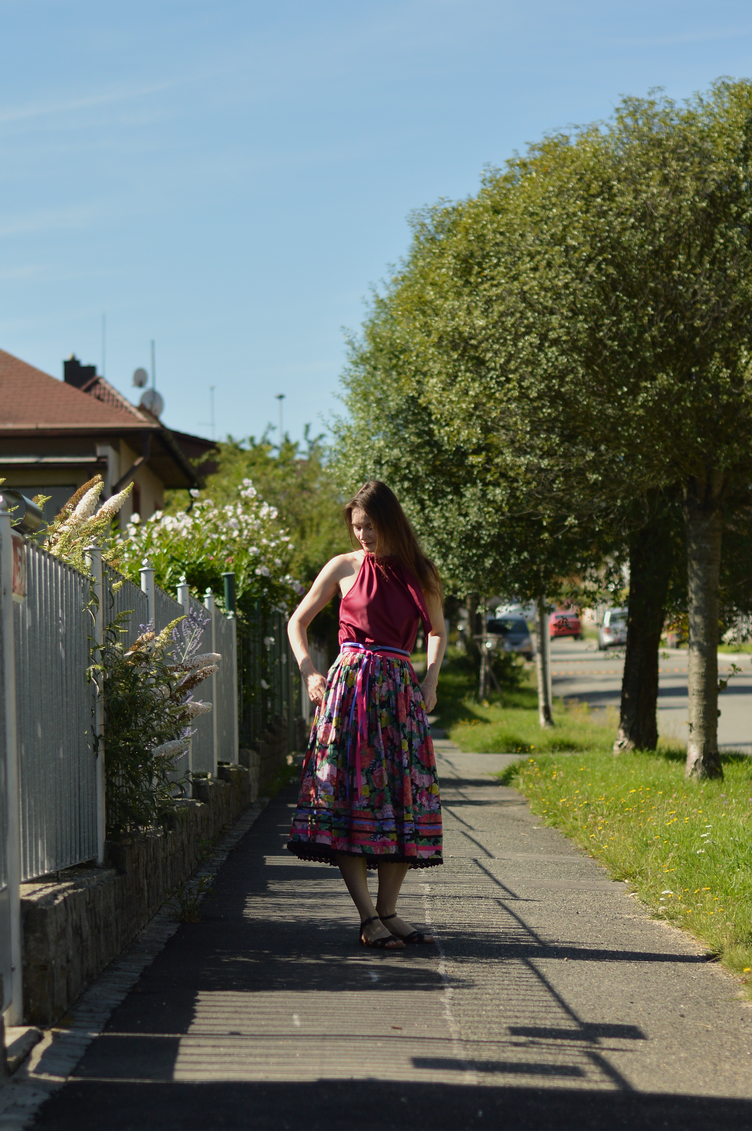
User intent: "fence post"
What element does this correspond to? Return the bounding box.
[222,572,239,764]
[0,501,23,1023]
[176,576,192,776]
[204,589,218,777]
[86,546,106,867]
[140,558,155,627]
[176,575,190,613]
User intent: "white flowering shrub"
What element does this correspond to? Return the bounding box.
[37,473,133,574]
[93,611,221,834]
[118,479,303,614]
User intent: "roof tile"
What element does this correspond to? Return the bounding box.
[0,349,152,430]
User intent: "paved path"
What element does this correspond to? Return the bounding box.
[22,744,752,1130]
[550,637,752,751]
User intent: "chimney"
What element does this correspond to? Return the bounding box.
[64,354,97,389]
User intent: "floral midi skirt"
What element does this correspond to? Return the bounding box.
[287,649,443,869]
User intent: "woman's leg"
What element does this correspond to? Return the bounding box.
[376,862,435,943]
[336,854,404,946]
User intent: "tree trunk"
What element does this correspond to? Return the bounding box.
[464,594,480,663]
[478,597,488,699]
[613,518,675,753]
[684,477,724,780]
[535,595,554,728]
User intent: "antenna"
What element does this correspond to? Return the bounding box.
[150,340,156,389]
[276,393,285,449]
[101,313,106,377]
[199,385,216,440]
[132,368,148,388]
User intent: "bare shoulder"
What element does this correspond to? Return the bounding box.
[321,551,362,581]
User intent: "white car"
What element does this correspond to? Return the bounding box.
[598,608,628,650]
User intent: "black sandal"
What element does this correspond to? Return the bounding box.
[379,912,435,945]
[359,914,404,949]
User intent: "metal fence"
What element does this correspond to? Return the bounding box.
[0,507,320,1028]
[128,572,239,779]
[0,504,278,1022]
[9,548,239,888]
[15,543,98,882]
[104,568,149,646]
[214,602,238,765]
[186,592,217,775]
[237,605,305,754]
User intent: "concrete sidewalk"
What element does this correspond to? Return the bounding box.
[21,742,752,1130]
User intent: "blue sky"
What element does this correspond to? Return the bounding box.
[2,0,751,445]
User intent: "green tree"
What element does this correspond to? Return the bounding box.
[169,429,349,590]
[334,282,615,727]
[337,80,752,779]
[482,81,752,779]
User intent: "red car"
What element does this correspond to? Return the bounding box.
[549,610,582,641]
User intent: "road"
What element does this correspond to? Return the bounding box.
[19,743,752,1131]
[549,637,752,751]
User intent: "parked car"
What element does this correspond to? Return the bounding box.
[549,610,582,641]
[598,607,628,650]
[486,616,535,661]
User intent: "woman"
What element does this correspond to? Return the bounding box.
[287,480,446,950]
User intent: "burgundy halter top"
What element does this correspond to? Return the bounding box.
[338,553,432,653]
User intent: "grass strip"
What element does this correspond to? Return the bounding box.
[449,699,618,755]
[434,648,619,754]
[499,750,752,990]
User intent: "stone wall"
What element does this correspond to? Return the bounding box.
[21,764,252,1027]
[240,713,309,794]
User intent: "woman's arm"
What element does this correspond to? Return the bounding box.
[287,556,348,705]
[420,590,447,713]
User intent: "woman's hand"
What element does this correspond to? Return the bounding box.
[305,669,327,706]
[421,678,438,713]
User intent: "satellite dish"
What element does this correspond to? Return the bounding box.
[132,367,149,388]
[140,388,164,417]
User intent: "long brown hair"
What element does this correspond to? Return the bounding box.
[344,481,442,601]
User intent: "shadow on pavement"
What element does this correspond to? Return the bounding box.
[31,1079,752,1131]
[28,784,748,1131]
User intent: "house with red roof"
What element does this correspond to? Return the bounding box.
[0,349,215,524]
